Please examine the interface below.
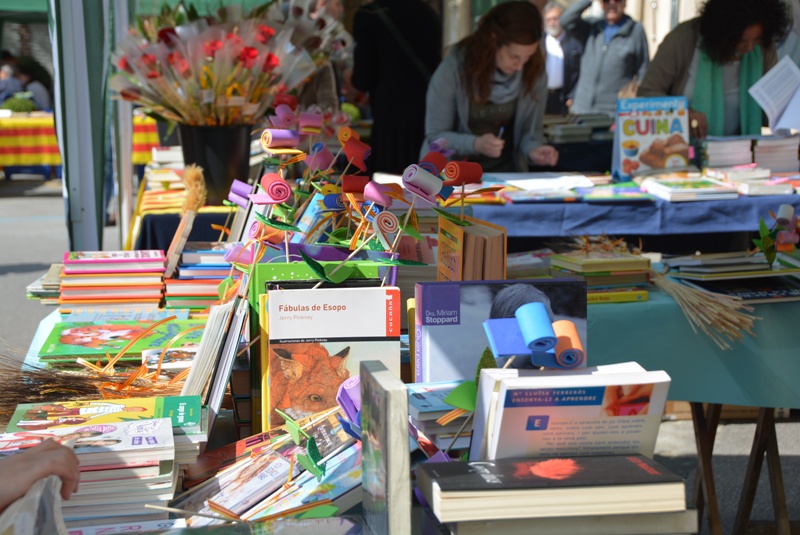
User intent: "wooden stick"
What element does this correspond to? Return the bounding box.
[144,504,240,523]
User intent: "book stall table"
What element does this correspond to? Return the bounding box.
[589,290,800,534]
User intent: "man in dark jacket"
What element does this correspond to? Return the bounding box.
[562,0,648,116]
[542,1,583,115]
[351,0,442,175]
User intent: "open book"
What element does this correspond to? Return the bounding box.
[748,55,800,132]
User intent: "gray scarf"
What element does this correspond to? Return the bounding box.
[490,69,522,104]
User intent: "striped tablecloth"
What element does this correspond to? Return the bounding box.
[0,114,159,167]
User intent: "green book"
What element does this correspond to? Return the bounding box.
[5,395,203,433]
[36,320,206,362]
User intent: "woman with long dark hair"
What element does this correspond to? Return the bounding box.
[421,1,558,171]
[638,0,790,138]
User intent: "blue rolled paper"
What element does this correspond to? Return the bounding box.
[515,302,557,352]
[323,193,345,210]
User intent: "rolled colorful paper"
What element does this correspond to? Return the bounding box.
[515,302,557,352]
[230,179,252,198]
[227,190,248,208]
[336,376,361,424]
[337,125,360,145]
[249,221,263,239]
[333,111,350,125]
[323,193,345,210]
[552,320,586,368]
[261,128,300,150]
[530,349,558,369]
[260,172,292,203]
[307,142,334,171]
[402,164,443,198]
[275,103,297,127]
[299,112,323,130]
[777,204,795,227]
[443,161,483,187]
[343,138,371,172]
[320,183,339,196]
[363,181,393,207]
[362,201,382,221]
[267,116,282,128]
[372,211,398,250]
[224,242,254,264]
[429,137,448,152]
[273,93,298,110]
[341,174,370,194]
[419,151,448,176]
[777,230,800,245]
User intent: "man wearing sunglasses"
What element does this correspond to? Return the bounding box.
[561,0,649,116]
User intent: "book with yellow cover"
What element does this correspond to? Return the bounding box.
[587,287,649,303]
[549,251,651,273]
[437,215,507,282]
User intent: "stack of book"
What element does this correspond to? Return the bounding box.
[640,174,739,202]
[549,250,651,303]
[664,251,800,281]
[0,417,178,529]
[166,241,233,310]
[26,263,64,305]
[704,164,792,196]
[408,381,473,451]
[506,249,553,279]
[58,250,166,311]
[701,136,753,168]
[753,135,800,173]
[437,216,506,281]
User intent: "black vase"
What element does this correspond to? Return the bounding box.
[178,124,251,205]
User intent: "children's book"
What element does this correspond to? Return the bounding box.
[164,211,197,278]
[66,518,187,535]
[437,216,506,282]
[36,319,206,362]
[243,442,362,521]
[574,182,655,203]
[265,287,401,427]
[62,250,166,274]
[414,278,587,383]
[615,97,690,180]
[407,381,466,421]
[586,287,649,303]
[680,275,800,304]
[549,251,651,273]
[59,272,165,287]
[5,395,203,434]
[416,454,686,523]
[360,361,411,535]
[180,241,230,264]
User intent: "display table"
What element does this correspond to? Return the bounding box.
[589,291,798,534]
[0,114,158,169]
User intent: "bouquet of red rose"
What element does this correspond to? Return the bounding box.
[110,1,350,126]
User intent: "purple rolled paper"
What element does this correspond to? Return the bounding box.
[223,242,254,264]
[227,191,248,208]
[261,128,300,149]
[299,112,323,129]
[230,179,251,198]
[336,375,361,423]
[430,137,448,152]
[275,103,297,127]
[307,142,334,171]
[268,115,281,128]
[363,181,392,207]
[402,164,442,196]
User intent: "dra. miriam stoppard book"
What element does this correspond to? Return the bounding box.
[615,96,690,180]
[5,395,202,433]
[414,278,587,383]
[36,319,206,362]
[265,286,401,428]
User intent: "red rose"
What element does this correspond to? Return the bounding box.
[168,52,191,78]
[157,27,177,46]
[226,32,243,48]
[262,53,280,73]
[203,40,223,58]
[239,47,259,69]
[120,87,141,101]
[140,53,157,69]
[146,70,161,79]
[117,56,134,74]
[256,25,275,44]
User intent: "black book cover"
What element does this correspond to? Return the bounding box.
[418,454,682,493]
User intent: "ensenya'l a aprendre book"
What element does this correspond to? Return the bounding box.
[615,96,690,180]
[62,250,166,274]
[265,286,401,427]
[471,364,670,461]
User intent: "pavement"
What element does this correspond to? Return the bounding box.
[1,174,798,534]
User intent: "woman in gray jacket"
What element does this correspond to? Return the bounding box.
[421,1,558,172]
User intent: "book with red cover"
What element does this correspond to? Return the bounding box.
[62,250,166,274]
[416,454,686,523]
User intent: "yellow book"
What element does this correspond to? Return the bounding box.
[258,293,270,432]
[587,288,649,303]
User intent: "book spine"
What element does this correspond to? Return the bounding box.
[587,289,649,303]
[414,323,423,383]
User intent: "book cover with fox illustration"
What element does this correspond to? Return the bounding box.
[37,319,206,362]
[264,286,401,428]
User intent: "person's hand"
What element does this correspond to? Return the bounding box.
[0,439,80,514]
[528,145,559,167]
[474,133,504,158]
[565,98,573,108]
[689,109,708,139]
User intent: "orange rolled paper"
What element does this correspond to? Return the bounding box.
[337,126,360,145]
[552,320,586,368]
[341,175,370,194]
[343,138,371,172]
[442,161,483,187]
